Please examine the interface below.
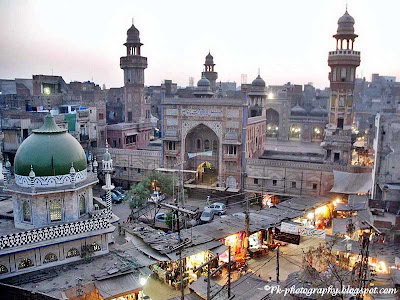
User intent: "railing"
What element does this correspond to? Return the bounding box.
[0,217,110,250]
[329,50,360,56]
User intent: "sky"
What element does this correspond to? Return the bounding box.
[0,0,399,89]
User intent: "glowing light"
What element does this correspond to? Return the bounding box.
[268,92,274,99]
[307,212,314,220]
[139,277,147,286]
[315,205,329,216]
[43,87,51,95]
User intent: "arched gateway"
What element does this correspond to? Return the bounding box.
[185,124,219,186]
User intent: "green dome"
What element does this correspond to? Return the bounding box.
[14,115,87,176]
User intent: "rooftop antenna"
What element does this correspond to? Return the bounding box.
[258,68,260,76]
[132,18,134,25]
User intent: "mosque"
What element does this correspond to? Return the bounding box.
[160,8,366,196]
[0,115,116,279]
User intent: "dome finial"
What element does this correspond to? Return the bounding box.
[29,165,36,178]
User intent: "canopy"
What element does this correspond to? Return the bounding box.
[330,171,372,194]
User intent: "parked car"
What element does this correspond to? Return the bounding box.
[155,212,167,223]
[200,208,215,223]
[113,189,125,199]
[148,190,166,203]
[206,202,226,215]
[100,190,124,204]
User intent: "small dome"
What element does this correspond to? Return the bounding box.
[337,10,355,35]
[205,52,214,65]
[14,115,87,177]
[103,148,112,162]
[251,75,266,87]
[126,24,141,44]
[197,76,211,87]
[310,105,328,117]
[291,104,307,116]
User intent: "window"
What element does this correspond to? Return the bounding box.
[254,178,259,185]
[50,200,62,222]
[125,135,137,145]
[79,194,86,215]
[23,201,31,222]
[99,113,104,120]
[291,182,297,188]
[127,111,132,121]
[337,118,344,129]
[0,265,8,274]
[89,242,101,252]
[327,149,332,159]
[43,253,58,264]
[334,152,340,162]
[313,183,318,190]
[66,248,80,258]
[196,139,201,150]
[168,141,176,151]
[18,258,33,269]
[341,67,347,81]
[212,140,218,152]
[137,168,141,174]
[228,145,237,155]
[272,180,277,186]
[204,139,210,151]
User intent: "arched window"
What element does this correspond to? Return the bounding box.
[204,139,210,151]
[79,194,86,215]
[66,248,80,258]
[312,126,323,141]
[50,200,62,222]
[23,201,31,222]
[89,242,101,253]
[0,264,8,274]
[196,139,201,150]
[43,253,58,264]
[18,258,33,269]
[289,124,302,140]
[212,140,218,152]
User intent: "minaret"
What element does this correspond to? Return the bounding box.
[102,143,114,219]
[323,8,360,164]
[201,51,218,93]
[120,21,149,123]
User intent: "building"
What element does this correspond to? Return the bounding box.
[371,113,400,213]
[120,22,150,124]
[322,9,361,165]
[0,115,116,279]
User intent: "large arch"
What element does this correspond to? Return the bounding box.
[312,125,323,142]
[266,108,280,138]
[185,124,219,186]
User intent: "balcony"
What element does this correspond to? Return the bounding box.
[329,50,360,56]
[80,134,89,142]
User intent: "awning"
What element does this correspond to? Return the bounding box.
[330,171,372,194]
[95,273,142,300]
[165,240,223,261]
[209,244,229,256]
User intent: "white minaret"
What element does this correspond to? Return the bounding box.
[102,143,114,219]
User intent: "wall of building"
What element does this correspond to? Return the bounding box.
[0,234,108,279]
[246,116,266,158]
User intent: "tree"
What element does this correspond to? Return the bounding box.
[126,171,173,209]
[165,211,177,230]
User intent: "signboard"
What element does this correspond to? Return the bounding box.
[274,229,300,245]
[182,109,223,118]
[281,222,326,239]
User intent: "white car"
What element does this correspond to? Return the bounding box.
[149,191,166,203]
[200,208,215,223]
[205,202,226,215]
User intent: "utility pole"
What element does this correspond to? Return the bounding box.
[276,246,280,283]
[193,249,232,300]
[357,229,371,300]
[245,192,250,255]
